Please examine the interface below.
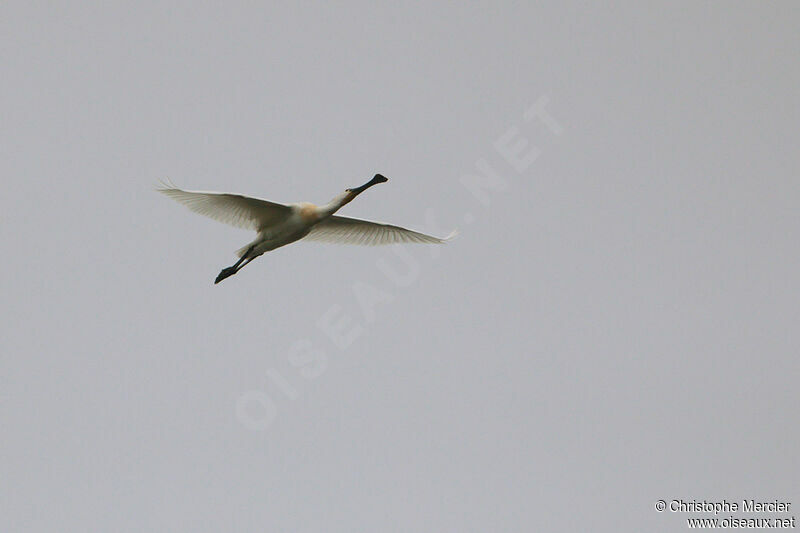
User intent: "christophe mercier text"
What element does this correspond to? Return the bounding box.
[670,500,791,514]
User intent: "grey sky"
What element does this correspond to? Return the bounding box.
[2,2,798,532]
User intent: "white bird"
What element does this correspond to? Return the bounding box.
[157,174,454,284]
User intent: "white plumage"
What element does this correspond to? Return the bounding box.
[156,175,454,284]
[157,179,291,231]
[305,215,451,246]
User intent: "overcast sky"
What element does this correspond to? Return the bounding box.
[2,2,799,532]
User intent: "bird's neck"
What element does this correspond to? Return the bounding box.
[318,191,356,218]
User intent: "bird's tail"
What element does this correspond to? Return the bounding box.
[235,242,255,258]
[235,244,249,258]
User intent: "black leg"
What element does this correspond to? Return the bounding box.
[214,246,255,284]
[214,267,237,284]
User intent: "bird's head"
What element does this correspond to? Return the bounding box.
[346,174,388,195]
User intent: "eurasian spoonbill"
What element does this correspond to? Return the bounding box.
[157,174,454,284]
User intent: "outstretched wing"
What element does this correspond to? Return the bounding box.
[304,215,455,245]
[156,180,291,231]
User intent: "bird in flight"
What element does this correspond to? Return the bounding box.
[157,174,454,284]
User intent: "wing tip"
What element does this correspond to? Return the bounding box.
[441,229,459,243]
[154,177,177,192]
